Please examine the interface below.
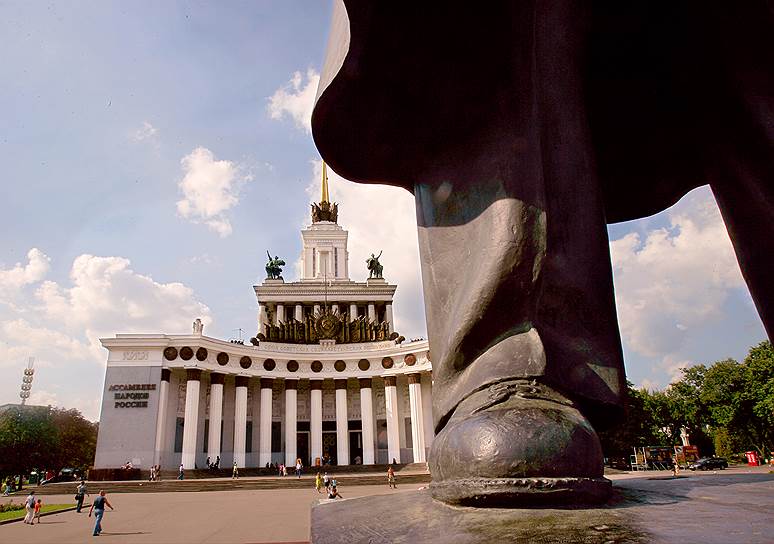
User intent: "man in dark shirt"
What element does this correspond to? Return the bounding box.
[88,490,114,537]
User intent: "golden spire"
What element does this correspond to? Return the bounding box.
[321,161,330,203]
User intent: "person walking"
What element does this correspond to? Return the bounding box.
[33,499,42,524]
[315,472,323,494]
[178,463,184,480]
[323,472,330,493]
[75,481,89,513]
[387,466,397,489]
[232,462,239,480]
[88,490,114,537]
[295,458,303,479]
[23,490,36,524]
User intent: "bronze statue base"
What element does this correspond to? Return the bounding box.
[428,379,610,506]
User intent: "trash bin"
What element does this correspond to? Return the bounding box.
[28,471,39,484]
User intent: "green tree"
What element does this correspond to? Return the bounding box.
[0,406,98,484]
[50,408,99,471]
[740,341,774,457]
[0,406,59,482]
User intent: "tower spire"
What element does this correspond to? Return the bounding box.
[321,161,330,203]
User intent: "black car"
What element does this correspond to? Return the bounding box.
[688,457,728,471]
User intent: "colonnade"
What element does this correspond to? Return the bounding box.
[156,369,428,470]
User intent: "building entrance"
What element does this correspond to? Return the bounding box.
[349,430,363,464]
[297,431,310,466]
[322,431,337,464]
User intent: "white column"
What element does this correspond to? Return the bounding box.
[207,374,225,462]
[332,303,339,315]
[285,380,298,466]
[294,304,303,321]
[257,303,266,335]
[384,376,401,464]
[259,378,273,466]
[310,381,323,466]
[234,376,249,468]
[349,303,358,321]
[181,370,201,469]
[153,369,171,465]
[408,374,426,462]
[276,303,285,323]
[335,379,349,465]
[367,303,376,322]
[359,379,375,465]
[385,303,394,333]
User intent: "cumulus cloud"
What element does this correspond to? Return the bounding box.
[267,69,320,134]
[0,251,212,419]
[35,254,212,348]
[0,248,50,294]
[298,161,427,337]
[176,147,252,237]
[1,252,212,365]
[610,187,746,359]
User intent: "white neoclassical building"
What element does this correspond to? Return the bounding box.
[94,169,433,470]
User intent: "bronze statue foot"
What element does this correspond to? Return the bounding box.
[428,379,611,506]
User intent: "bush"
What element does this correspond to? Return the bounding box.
[0,502,25,513]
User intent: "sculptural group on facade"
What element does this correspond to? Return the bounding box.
[366,251,383,279]
[265,251,285,280]
[252,308,397,345]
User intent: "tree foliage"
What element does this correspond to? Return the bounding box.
[0,406,97,479]
[600,340,773,460]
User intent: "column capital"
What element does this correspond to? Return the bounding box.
[210,372,226,385]
[285,379,298,390]
[186,369,202,381]
[383,375,397,387]
[260,377,273,389]
[310,379,323,390]
[407,373,422,384]
[359,378,372,389]
[235,375,250,388]
[334,378,348,390]
[161,368,171,382]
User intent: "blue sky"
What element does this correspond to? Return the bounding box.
[0,1,766,420]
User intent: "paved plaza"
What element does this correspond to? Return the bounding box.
[1,468,772,543]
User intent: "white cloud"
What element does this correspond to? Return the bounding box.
[298,161,427,337]
[176,147,252,237]
[0,248,50,294]
[0,252,212,420]
[35,254,212,346]
[611,187,745,359]
[0,251,212,419]
[267,69,320,134]
[131,121,158,143]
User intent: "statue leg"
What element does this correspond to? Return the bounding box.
[708,5,774,341]
[417,3,624,505]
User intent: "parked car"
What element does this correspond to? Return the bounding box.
[688,457,728,471]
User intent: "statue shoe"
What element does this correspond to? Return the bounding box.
[428,379,611,506]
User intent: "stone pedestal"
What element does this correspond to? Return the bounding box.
[311,488,643,544]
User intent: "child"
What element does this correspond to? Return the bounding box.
[34,498,42,523]
[323,472,330,492]
[387,465,397,489]
[327,485,343,499]
[315,472,323,493]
